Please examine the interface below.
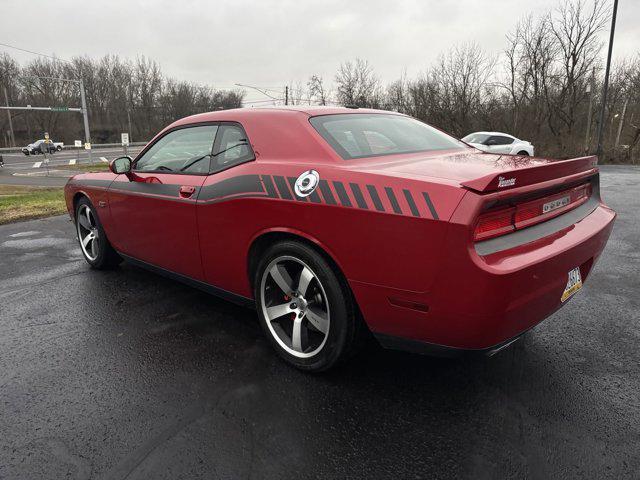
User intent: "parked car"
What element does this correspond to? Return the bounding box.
[22,139,64,155]
[462,131,534,156]
[64,107,615,371]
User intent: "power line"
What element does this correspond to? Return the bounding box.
[0,41,71,64]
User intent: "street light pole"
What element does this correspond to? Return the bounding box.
[595,0,619,159]
[3,87,15,147]
[79,79,92,163]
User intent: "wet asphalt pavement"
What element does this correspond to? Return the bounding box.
[1,165,638,479]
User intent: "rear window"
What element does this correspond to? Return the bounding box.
[310,113,466,160]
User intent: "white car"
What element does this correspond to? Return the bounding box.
[22,139,64,155]
[462,132,534,156]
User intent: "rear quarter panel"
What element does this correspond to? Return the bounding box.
[196,160,466,300]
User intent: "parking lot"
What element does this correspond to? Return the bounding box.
[0,165,638,479]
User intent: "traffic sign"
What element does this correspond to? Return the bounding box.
[44,132,49,141]
[74,140,82,147]
[84,142,91,150]
[121,133,130,146]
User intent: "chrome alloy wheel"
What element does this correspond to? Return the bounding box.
[260,255,330,358]
[76,204,100,261]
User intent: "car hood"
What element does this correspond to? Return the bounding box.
[352,149,596,192]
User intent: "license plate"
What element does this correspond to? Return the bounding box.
[561,267,583,302]
[543,195,570,214]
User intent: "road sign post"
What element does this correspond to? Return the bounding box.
[79,79,92,163]
[43,133,50,175]
[74,140,82,164]
[121,132,129,155]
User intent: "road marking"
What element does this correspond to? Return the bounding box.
[33,162,42,168]
[100,157,108,163]
[69,159,76,165]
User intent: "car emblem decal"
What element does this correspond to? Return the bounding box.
[497,176,516,188]
[294,170,320,197]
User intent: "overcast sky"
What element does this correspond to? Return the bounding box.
[1,0,638,103]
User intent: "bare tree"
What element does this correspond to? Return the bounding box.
[546,0,609,154]
[307,75,328,105]
[335,58,382,108]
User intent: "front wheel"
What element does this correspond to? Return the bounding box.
[517,150,529,156]
[254,241,361,371]
[75,197,122,269]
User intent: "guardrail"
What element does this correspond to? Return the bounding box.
[0,141,148,154]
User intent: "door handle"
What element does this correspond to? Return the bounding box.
[179,185,196,198]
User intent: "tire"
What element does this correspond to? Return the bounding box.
[517,150,529,156]
[75,197,122,269]
[254,240,361,371]
[24,151,29,156]
[56,145,62,151]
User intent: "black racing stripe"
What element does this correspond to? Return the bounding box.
[308,189,322,204]
[403,189,420,217]
[261,175,278,198]
[333,181,352,207]
[385,187,402,214]
[318,180,336,205]
[366,185,385,212]
[288,176,308,201]
[111,181,182,197]
[349,183,368,209]
[273,175,293,200]
[199,175,263,201]
[422,192,439,220]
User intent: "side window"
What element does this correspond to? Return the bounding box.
[496,136,514,145]
[210,124,254,173]
[135,125,218,174]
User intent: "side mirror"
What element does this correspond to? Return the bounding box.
[110,156,132,174]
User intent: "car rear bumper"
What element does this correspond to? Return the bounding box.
[352,201,616,352]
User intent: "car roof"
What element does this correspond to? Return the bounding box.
[469,131,517,139]
[172,106,401,126]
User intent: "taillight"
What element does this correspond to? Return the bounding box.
[474,207,515,241]
[474,183,592,242]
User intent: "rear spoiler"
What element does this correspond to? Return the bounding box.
[461,156,599,193]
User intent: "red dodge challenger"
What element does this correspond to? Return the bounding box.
[64,107,616,371]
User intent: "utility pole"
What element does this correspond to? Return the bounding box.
[596,0,618,158]
[285,86,289,106]
[584,68,595,154]
[79,79,92,163]
[3,87,15,147]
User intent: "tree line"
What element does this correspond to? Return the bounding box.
[1,0,638,163]
[299,0,638,163]
[0,54,244,146]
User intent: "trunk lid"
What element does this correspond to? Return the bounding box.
[355,150,598,192]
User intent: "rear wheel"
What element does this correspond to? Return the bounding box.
[75,197,122,269]
[254,241,360,371]
[517,150,529,156]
